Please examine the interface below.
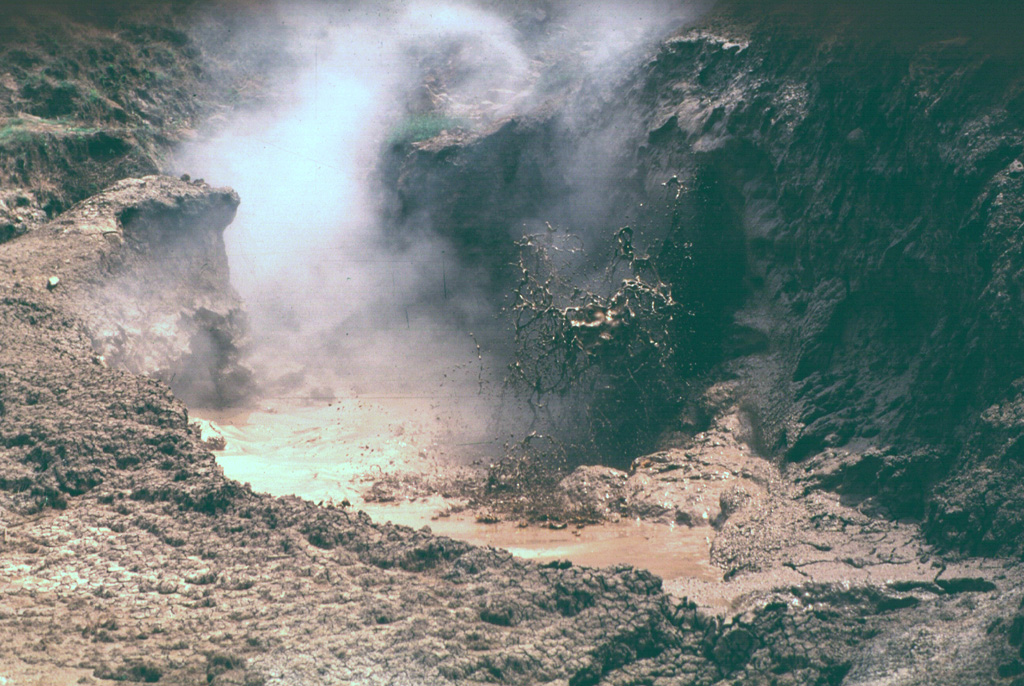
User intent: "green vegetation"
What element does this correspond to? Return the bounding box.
[386,113,465,147]
[0,119,33,145]
[20,72,47,94]
[0,116,102,147]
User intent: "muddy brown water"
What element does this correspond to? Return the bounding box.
[192,398,719,583]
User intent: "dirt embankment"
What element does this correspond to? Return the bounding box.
[0,174,252,408]
[627,21,1024,556]
[0,2,281,244]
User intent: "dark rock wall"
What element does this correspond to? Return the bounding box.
[627,25,1024,553]
[384,12,1024,554]
[383,116,566,299]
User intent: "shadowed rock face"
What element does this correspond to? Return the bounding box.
[385,8,1024,556]
[625,26,1024,555]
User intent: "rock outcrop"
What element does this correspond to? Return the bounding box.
[0,174,254,407]
[627,23,1024,556]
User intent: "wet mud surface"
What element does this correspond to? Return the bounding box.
[193,399,719,584]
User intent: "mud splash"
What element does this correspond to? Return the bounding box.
[192,398,719,583]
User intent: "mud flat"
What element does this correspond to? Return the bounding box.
[194,399,720,586]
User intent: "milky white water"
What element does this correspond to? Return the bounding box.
[192,397,719,583]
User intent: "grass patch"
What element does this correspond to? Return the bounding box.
[0,116,102,146]
[0,119,33,145]
[387,113,465,147]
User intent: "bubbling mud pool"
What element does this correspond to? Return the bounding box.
[192,398,720,584]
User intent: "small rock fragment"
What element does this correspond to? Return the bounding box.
[46,275,60,290]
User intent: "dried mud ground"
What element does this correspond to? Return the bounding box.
[1,182,1023,686]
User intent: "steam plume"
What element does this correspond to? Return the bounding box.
[172,0,708,438]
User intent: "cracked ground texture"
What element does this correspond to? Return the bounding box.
[0,175,1020,686]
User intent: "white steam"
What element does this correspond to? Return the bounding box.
[173,0,705,417]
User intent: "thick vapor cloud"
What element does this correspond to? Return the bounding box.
[172,0,706,418]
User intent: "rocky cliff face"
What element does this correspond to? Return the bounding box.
[629,22,1024,555]
[385,8,1024,555]
[0,174,254,408]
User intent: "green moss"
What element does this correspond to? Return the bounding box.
[0,120,33,145]
[386,114,465,147]
[0,117,101,147]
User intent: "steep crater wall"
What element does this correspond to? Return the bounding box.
[631,25,1024,554]
[384,15,1024,555]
